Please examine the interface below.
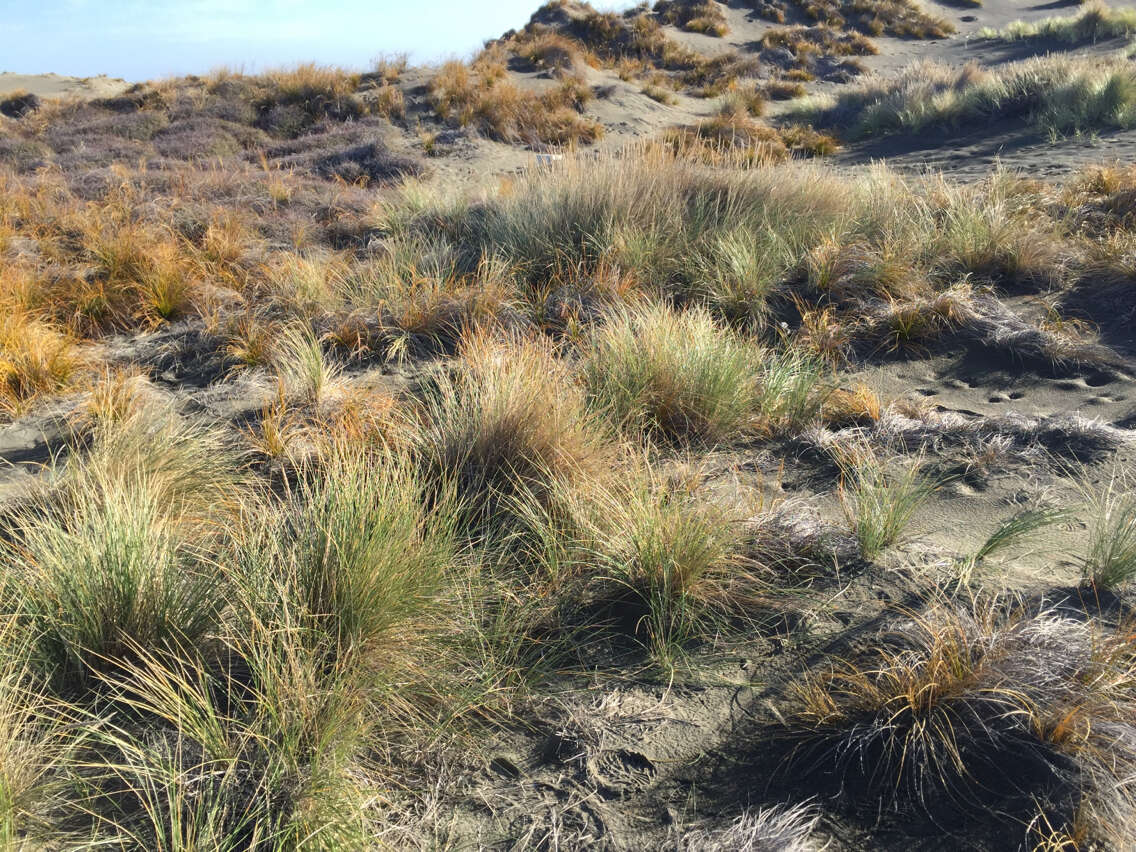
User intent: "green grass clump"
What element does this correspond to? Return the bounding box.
[979,2,1136,44]
[581,302,763,444]
[1078,468,1136,588]
[4,410,242,688]
[514,462,757,671]
[792,55,1136,139]
[234,445,456,656]
[0,618,73,847]
[274,322,342,405]
[587,473,751,668]
[690,227,792,328]
[839,450,935,560]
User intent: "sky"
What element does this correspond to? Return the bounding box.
[1,0,620,81]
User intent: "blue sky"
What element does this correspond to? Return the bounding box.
[2,1,622,81]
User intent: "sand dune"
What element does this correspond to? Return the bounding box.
[0,71,128,100]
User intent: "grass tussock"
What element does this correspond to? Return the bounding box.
[794,55,1136,139]
[429,59,602,146]
[581,302,763,444]
[980,1,1136,44]
[5,407,243,688]
[0,313,82,416]
[417,330,614,531]
[787,601,1136,846]
[508,1,759,95]
[656,0,730,37]
[1077,467,1136,588]
[752,0,953,39]
[838,448,935,559]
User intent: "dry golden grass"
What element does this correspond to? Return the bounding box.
[0,313,83,416]
[512,31,594,74]
[765,79,808,100]
[761,24,879,58]
[656,0,730,36]
[370,84,406,119]
[430,60,602,146]
[263,63,361,105]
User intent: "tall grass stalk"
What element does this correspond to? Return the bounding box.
[1078,468,1136,588]
[840,451,935,560]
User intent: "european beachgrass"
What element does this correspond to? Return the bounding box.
[838,448,935,560]
[1077,466,1136,588]
[792,54,1136,139]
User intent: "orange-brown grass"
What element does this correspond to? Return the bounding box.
[370,84,406,119]
[656,0,730,36]
[416,329,616,531]
[663,112,792,164]
[322,384,410,453]
[265,63,359,100]
[822,382,882,426]
[765,80,808,100]
[1064,163,1136,233]
[754,0,953,38]
[0,313,83,416]
[224,312,278,371]
[84,364,153,418]
[789,603,1053,816]
[779,123,841,155]
[511,31,594,74]
[761,25,879,58]
[788,603,1136,844]
[430,60,602,146]
[795,302,851,365]
[55,215,201,331]
[720,83,767,116]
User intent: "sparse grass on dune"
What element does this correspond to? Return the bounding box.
[793,55,1136,139]
[429,58,602,146]
[416,331,614,532]
[656,0,730,37]
[980,1,1136,44]
[751,0,953,39]
[508,1,760,95]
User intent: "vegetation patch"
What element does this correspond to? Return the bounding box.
[979,2,1136,45]
[792,55,1136,139]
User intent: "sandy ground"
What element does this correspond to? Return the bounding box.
[0,72,129,100]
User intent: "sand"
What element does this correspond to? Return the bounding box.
[0,71,129,101]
